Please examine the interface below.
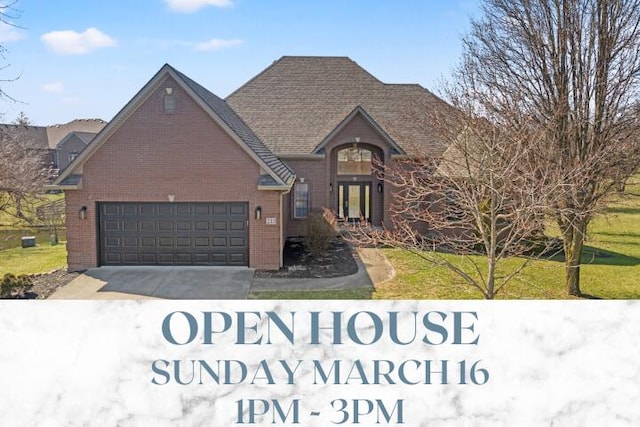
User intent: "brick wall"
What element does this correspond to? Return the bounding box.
[282,112,393,236]
[65,75,283,271]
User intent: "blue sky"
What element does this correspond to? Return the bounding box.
[0,0,480,125]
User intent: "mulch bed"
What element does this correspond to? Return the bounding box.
[1,269,79,300]
[254,236,359,279]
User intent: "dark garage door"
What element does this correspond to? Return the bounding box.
[99,202,249,266]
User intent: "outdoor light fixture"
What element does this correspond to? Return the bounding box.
[255,206,262,220]
[165,87,173,95]
[79,206,88,220]
[378,182,383,193]
[329,182,333,193]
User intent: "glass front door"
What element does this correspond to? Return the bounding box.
[338,183,371,223]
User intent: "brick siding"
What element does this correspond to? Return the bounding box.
[65,76,283,271]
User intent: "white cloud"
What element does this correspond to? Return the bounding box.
[193,38,243,52]
[41,27,117,55]
[42,81,64,93]
[165,0,234,13]
[0,22,25,43]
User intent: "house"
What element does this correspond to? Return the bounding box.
[0,124,51,166]
[56,131,100,172]
[0,119,106,175]
[53,56,452,271]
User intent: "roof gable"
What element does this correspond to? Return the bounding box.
[54,64,294,188]
[56,131,97,149]
[313,106,405,155]
[227,56,455,157]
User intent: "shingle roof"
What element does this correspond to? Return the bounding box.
[57,174,82,186]
[56,131,98,149]
[0,125,49,150]
[45,119,106,149]
[74,131,98,145]
[171,66,295,186]
[0,120,105,151]
[227,56,455,156]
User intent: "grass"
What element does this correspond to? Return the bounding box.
[375,177,640,300]
[0,193,64,228]
[0,243,67,276]
[0,192,68,276]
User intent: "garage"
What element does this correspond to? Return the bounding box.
[98,202,249,266]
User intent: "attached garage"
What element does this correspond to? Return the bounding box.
[98,202,249,266]
[54,65,295,271]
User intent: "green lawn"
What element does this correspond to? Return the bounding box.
[0,193,64,227]
[0,193,68,276]
[253,181,639,300]
[375,180,640,300]
[0,243,67,276]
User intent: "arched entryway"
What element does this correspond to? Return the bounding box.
[331,143,384,225]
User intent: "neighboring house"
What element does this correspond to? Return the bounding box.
[0,119,106,175]
[0,124,52,168]
[56,131,99,172]
[53,57,453,271]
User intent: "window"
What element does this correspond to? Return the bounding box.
[337,148,372,175]
[164,94,176,114]
[68,151,79,163]
[293,182,309,218]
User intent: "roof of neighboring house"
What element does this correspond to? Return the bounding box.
[0,119,106,151]
[0,125,49,150]
[56,131,99,149]
[74,131,99,145]
[45,119,106,149]
[227,56,456,156]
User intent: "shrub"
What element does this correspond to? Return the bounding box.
[305,209,337,255]
[0,273,33,298]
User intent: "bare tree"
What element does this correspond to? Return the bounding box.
[0,1,38,222]
[36,198,65,244]
[348,104,557,299]
[0,1,21,102]
[0,128,48,222]
[457,0,640,296]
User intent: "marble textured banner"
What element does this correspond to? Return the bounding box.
[0,300,638,426]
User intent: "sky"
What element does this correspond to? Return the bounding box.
[0,0,481,126]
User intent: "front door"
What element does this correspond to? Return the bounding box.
[338,183,371,223]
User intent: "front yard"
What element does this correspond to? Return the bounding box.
[0,243,67,276]
[374,179,640,299]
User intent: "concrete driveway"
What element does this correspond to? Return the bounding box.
[49,266,255,300]
[48,248,393,300]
